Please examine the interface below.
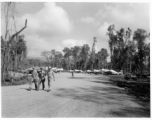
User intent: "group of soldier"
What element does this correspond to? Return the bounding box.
[29,67,55,92]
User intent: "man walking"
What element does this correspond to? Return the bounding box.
[29,67,39,91]
[47,67,55,92]
[71,65,74,77]
[38,67,46,90]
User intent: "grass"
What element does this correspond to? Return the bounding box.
[109,75,150,102]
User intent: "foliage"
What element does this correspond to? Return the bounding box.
[41,43,109,71]
[107,24,150,74]
[1,2,28,83]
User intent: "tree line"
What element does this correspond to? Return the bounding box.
[41,44,109,71]
[107,25,150,74]
[40,25,150,75]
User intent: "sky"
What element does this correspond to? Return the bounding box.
[1,2,150,61]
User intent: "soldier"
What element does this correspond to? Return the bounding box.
[29,67,39,91]
[38,67,46,90]
[47,67,55,92]
[71,65,74,77]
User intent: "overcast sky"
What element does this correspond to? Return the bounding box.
[1,2,150,61]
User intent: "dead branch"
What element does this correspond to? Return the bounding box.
[11,19,27,39]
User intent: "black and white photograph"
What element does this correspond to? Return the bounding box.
[1,0,150,118]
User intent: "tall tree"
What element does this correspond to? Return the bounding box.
[50,49,56,67]
[1,2,27,82]
[90,37,97,70]
[71,46,81,69]
[80,44,90,70]
[54,51,63,68]
[63,47,72,70]
[97,48,109,69]
[107,24,117,69]
[41,51,51,67]
[133,29,149,74]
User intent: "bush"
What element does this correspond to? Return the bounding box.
[2,75,28,86]
[124,73,131,80]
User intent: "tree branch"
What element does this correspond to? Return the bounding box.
[11,19,27,39]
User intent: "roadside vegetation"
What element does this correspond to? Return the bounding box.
[109,75,150,102]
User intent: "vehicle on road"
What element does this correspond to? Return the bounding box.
[93,69,102,74]
[75,69,83,73]
[52,68,60,73]
[57,68,64,72]
[86,70,94,74]
[102,69,121,75]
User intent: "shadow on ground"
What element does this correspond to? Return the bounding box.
[20,88,37,91]
[109,107,150,117]
[53,75,150,117]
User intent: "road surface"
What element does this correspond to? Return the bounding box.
[2,73,150,117]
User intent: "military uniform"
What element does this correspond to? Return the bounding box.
[38,70,46,90]
[47,70,54,91]
[71,66,74,77]
[29,69,39,90]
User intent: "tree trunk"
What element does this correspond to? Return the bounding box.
[110,49,113,70]
[68,57,71,70]
[2,19,27,82]
[84,57,88,70]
